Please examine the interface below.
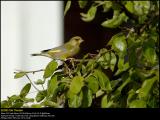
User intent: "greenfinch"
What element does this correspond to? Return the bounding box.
[31,36,84,60]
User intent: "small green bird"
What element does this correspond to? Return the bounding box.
[31,36,84,60]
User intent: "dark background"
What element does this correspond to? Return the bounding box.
[64,1,120,58]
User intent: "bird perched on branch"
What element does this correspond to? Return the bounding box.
[31,36,84,60]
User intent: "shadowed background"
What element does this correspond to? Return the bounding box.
[64,1,120,58]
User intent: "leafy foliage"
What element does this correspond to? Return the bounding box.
[1,1,159,108]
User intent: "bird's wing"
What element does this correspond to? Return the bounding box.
[41,48,52,53]
[48,49,62,53]
[41,45,66,54]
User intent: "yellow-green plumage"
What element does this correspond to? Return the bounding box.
[31,36,84,60]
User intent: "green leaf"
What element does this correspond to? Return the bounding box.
[12,101,24,108]
[110,79,121,89]
[34,79,45,85]
[68,91,83,108]
[69,76,84,94]
[14,72,26,79]
[94,69,112,91]
[31,104,42,108]
[97,51,117,71]
[109,33,127,56]
[86,59,97,71]
[125,1,134,14]
[112,2,122,10]
[128,43,139,67]
[133,1,150,16]
[78,1,88,9]
[125,1,150,24]
[112,77,131,100]
[1,100,11,108]
[36,90,47,102]
[110,52,117,71]
[80,6,97,22]
[42,100,59,108]
[115,57,129,75]
[142,36,158,66]
[96,90,105,98]
[135,68,156,80]
[118,58,125,70]
[103,1,112,12]
[125,1,150,16]
[64,1,71,16]
[86,75,99,94]
[101,10,128,28]
[129,100,147,108]
[117,75,131,92]
[137,76,157,99]
[23,98,34,103]
[81,65,87,75]
[43,60,58,79]
[8,95,21,102]
[101,95,113,108]
[47,75,58,98]
[127,89,136,105]
[97,51,109,69]
[101,95,108,108]
[81,87,92,108]
[143,47,157,65]
[20,83,31,98]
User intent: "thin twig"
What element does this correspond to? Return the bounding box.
[15,69,44,74]
[41,85,45,90]
[25,74,40,92]
[64,62,73,78]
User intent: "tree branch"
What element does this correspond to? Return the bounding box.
[25,74,41,92]
[15,69,44,74]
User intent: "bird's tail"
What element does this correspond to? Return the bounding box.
[31,49,50,57]
[31,53,42,56]
[31,52,52,58]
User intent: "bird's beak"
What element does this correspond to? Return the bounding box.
[79,39,84,43]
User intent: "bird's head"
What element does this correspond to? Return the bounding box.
[69,36,84,46]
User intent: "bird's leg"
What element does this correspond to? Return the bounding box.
[67,58,75,70]
[64,61,73,78]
